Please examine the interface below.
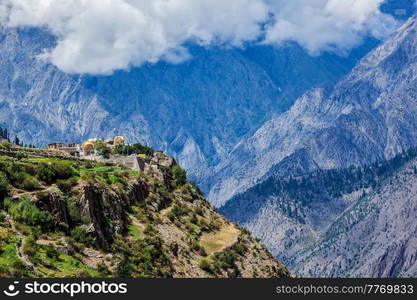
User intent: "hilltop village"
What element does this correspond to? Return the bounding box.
[46,137,154,172]
[48,136,142,157]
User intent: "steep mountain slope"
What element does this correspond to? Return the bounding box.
[0,145,290,278]
[293,149,417,278]
[222,147,417,278]
[208,14,417,207]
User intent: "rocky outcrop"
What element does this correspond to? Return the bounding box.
[292,155,417,278]
[78,182,128,249]
[144,152,176,188]
[34,186,69,227]
[128,179,148,206]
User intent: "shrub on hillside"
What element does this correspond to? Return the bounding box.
[8,198,52,230]
[15,152,27,160]
[116,257,134,278]
[199,258,213,273]
[45,244,60,260]
[70,226,95,247]
[56,177,78,193]
[37,161,76,184]
[22,235,38,257]
[112,143,153,156]
[0,172,10,201]
[66,200,85,225]
[171,165,187,186]
[20,174,42,191]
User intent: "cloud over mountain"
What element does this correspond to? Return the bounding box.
[264,0,397,54]
[0,0,397,74]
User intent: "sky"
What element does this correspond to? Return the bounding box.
[0,0,399,75]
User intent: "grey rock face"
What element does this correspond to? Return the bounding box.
[293,157,417,278]
[219,15,417,277]
[208,16,417,207]
[222,150,417,277]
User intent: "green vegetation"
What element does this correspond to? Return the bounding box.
[70,226,95,247]
[0,233,29,277]
[6,197,52,231]
[37,161,77,184]
[93,141,111,158]
[198,238,249,277]
[171,165,187,186]
[112,143,153,156]
[0,150,176,278]
[0,172,10,202]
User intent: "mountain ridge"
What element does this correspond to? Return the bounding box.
[222,146,417,277]
[207,14,417,207]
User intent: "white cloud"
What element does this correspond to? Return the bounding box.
[264,0,397,55]
[0,0,397,74]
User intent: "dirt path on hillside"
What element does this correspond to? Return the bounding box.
[200,224,241,256]
[5,213,38,274]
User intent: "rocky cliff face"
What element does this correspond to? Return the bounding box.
[0,148,290,278]
[208,15,417,207]
[217,15,417,278]
[293,152,417,278]
[222,147,417,278]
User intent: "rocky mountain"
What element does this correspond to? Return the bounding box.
[0,144,290,278]
[221,147,417,278]
[0,1,413,194]
[208,14,417,207]
[293,149,417,278]
[0,24,379,179]
[221,145,417,278]
[218,14,417,277]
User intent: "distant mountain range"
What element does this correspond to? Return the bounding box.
[0,26,378,177]
[220,15,417,277]
[206,13,417,207]
[0,1,413,185]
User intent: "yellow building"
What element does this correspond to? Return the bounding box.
[114,136,125,145]
[81,140,95,156]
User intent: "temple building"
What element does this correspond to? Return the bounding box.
[48,142,80,155]
[48,136,126,157]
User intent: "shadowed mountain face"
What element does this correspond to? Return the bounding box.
[220,15,417,277]
[0,25,377,177]
[208,14,417,207]
[221,148,417,277]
